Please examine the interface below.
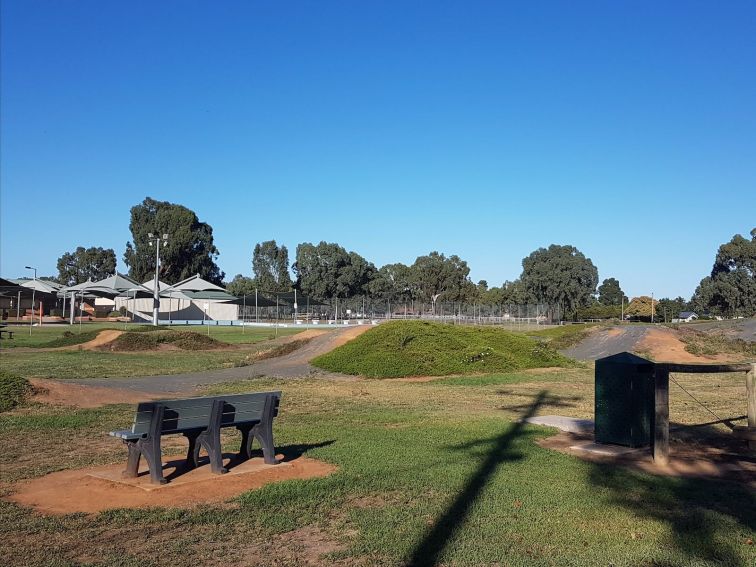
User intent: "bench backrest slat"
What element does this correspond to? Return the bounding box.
[130,391,281,435]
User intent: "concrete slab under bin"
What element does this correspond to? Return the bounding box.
[523,415,595,434]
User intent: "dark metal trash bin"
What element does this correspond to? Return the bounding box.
[595,352,655,447]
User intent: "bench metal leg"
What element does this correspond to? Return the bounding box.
[198,399,227,474]
[184,431,201,469]
[141,404,167,485]
[237,425,253,460]
[139,436,166,485]
[253,395,278,465]
[251,420,276,464]
[123,441,141,478]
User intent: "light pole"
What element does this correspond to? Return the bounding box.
[25,266,36,335]
[148,233,168,326]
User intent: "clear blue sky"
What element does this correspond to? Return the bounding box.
[2,1,754,299]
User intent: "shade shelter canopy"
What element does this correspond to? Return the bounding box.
[0,277,34,299]
[63,273,143,295]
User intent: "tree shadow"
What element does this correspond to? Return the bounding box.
[495,388,581,414]
[405,390,551,567]
[587,459,755,566]
[584,420,755,566]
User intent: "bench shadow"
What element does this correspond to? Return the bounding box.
[137,440,336,482]
[405,390,554,567]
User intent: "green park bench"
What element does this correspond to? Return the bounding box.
[0,325,14,339]
[110,391,281,485]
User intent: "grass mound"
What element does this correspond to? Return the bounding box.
[312,320,575,378]
[108,330,224,351]
[0,371,32,412]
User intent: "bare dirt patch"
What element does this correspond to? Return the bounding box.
[330,325,373,348]
[77,329,124,349]
[283,329,330,341]
[29,378,168,408]
[539,431,756,486]
[271,525,346,565]
[636,328,732,363]
[6,454,336,515]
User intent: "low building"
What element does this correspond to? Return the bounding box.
[674,311,699,323]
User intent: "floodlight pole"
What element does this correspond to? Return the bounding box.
[149,233,168,326]
[651,292,654,323]
[25,266,36,335]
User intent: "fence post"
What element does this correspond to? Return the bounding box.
[653,365,670,465]
[747,363,756,450]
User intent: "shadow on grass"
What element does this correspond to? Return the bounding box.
[587,459,756,566]
[158,440,336,482]
[583,420,755,566]
[405,390,551,567]
[495,388,581,414]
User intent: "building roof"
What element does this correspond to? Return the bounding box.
[679,311,698,319]
[141,279,170,291]
[60,273,147,297]
[167,274,226,293]
[0,277,34,299]
[13,278,63,293]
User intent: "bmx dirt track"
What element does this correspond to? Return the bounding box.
[66,325,371,395]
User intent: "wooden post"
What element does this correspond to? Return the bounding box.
[747,363,756,450]
[653,365,670,465]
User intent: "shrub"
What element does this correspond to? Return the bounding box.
[107,311,121,317]
[0,371,32,412]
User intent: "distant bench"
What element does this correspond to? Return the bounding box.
[0,329,14,339]
[110,391,281,485]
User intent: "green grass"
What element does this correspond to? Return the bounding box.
[1,374,753,566]
[430,371,561,387]
[312,320,575,378]
[108,329,224,351]
[0,322,122,348]
[523,323,599,350]
[0,348,278,380]
[0,322,303,348]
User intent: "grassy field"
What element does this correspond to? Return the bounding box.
[312,321,576,377]
[0,324,306,379]
[0,322,302,348]
[1,369,753,566]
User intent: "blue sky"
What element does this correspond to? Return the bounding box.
[2,1,754,299]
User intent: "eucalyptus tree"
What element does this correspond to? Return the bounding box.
[519,244,598,318]
[56,246,117,286]
[124,197,224,285]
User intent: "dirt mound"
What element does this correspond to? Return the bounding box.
[105,330,224,352]
[329,325,373,348]
[80,329,124,349]
[281,329,329,341]
[30,379,169,408]
[7,454,336,515]
[636,328,731,363]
